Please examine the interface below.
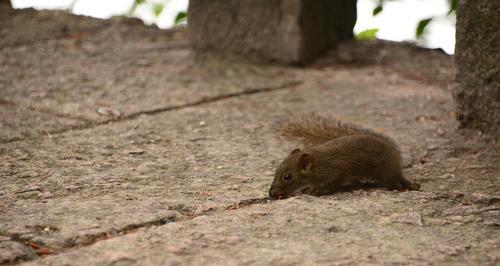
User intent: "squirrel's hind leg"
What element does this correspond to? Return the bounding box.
[400,177,420,191]
[381,175,420,191]
[379,173,406,191]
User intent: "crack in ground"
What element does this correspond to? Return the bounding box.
[2,216,178,265]
[0,80,302,144]
[5,197,272,265]
[6,189,499,265]
[63,196,272,250]
[64,216,178,249]
[225,197,272,210]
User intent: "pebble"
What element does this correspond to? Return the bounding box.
[438,173,455,179]
[471,193,500,205]
[482,210,500,226]
[225,185,240,191]
[38,191,53,199]
[64,185,81,191]
[194,203,218,215]
[389,212,423,226]
[447,215,475,223]
[96,107,122,118]
[444,205,499,216]
[435,244,469,256]
[166,245,186,254]
[104,251,136,264]
[425,218,448,226]
[235,175,253,183]
[125,149,144,155]
[451,191,464,200]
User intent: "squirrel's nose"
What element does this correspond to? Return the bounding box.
[269,187,281,199]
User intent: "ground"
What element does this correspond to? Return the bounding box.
[0,4,499,266]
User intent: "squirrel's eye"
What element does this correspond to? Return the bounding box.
[283,173,292,181]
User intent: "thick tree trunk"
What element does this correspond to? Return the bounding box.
[453,0,500,136]
[188,0,357,64]
[1,0,11,7]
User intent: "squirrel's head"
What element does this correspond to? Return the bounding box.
[269,148,315,199]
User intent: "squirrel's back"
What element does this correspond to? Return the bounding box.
[274,112,398,149]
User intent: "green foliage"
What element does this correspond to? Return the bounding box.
[128,0,164,17]
[127,0,142,16]
[369,0,459,40]
[356,28,379,40]
[448,0,458,14]
[416,18,432,39]
[373,5,383,16]
[127,0,184,23]
[373,0,384,16]
[174,12,187,25]
[152,3,164,17]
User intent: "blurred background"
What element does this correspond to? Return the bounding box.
[11,0,456,54]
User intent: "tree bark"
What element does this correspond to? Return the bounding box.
[453,0,500,136]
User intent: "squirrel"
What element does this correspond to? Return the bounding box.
[269,112,419,199]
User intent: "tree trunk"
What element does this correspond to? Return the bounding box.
[453,0,500,136]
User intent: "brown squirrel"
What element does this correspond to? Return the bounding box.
[269,113,419,199]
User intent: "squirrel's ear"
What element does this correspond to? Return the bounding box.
[298,153,312,171]
[291,148,302,155]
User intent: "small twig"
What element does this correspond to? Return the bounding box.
[45,129,53,139]
[464,165,498,170]
[16,187,42,194]
[37,170,53,183]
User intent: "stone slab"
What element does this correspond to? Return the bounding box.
[1,7,499,265]
[188,0,357,64]
[3,67,498,263]
[21,194,500,266]
[0,3,109,48]
[0,8,298,127]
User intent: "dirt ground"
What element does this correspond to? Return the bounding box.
[0,3,499,266]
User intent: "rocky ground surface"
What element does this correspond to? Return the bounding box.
[0,3,499,266]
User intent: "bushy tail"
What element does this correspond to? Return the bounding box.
[274,112,393,147]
